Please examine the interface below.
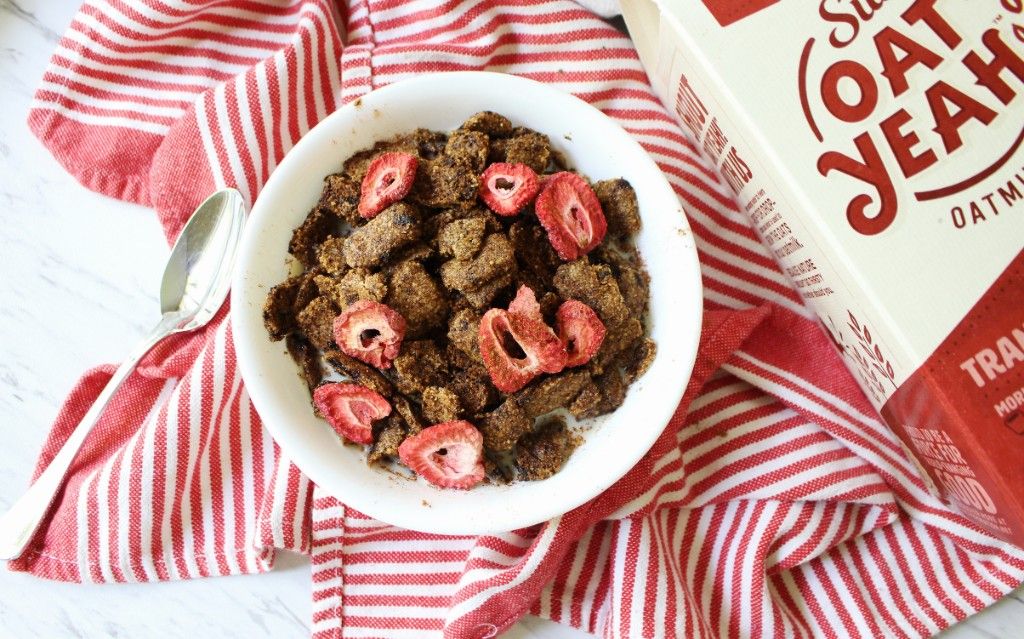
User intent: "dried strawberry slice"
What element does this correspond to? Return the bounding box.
[479,308,567,393]
[507,284,562,344]
[507,284,543,322]
[478,162,539,216]
[398,420,485,489]
[556,300,606,368]
[534,172,607,260]
[313,382,392,445]
[358,152,418,219]
[333,300,407,369]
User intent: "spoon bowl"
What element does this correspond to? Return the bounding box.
[161,189,247,326]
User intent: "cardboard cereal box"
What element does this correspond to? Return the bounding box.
[622,0,1024,544]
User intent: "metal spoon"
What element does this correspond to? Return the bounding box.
[0,189,247,561]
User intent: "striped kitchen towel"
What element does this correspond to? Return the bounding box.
[14,0,1024,637]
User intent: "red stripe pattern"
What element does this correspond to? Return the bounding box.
[17,1,1024,638]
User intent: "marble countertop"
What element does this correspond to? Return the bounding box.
[1,2,1022,637]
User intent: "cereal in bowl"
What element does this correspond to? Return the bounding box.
[263,112,655,489]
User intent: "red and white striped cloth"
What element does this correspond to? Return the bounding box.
[15,1,1024,637]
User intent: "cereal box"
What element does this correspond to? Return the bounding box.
[622,0,1024,544]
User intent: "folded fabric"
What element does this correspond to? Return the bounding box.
[17,1,1024,638]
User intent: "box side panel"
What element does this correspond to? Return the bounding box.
[882,249,1024,542]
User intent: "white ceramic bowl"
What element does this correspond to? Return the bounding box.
[232,72,702,535]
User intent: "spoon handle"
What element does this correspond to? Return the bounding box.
[0,313,181,561]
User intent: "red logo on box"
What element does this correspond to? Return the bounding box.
[701,0,780,26]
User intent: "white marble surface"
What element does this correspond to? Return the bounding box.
[0,1,1021,638]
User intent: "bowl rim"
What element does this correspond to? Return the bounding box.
[231,71,704,534]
